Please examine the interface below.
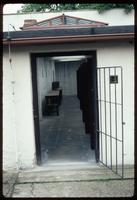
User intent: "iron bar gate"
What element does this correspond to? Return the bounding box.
[96,66,124,178]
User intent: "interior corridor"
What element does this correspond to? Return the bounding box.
[40,95,96,166]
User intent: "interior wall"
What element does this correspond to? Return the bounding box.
[55,60,83,95]
[36,57,55,120]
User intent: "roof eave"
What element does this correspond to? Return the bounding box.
[3,33,134,46]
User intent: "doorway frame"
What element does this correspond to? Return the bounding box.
[30,50,98,165]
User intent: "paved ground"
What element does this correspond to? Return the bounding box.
[40,95,95,165]
[2,165,135,198]
[10,179,134,198]
[2,171,18,197]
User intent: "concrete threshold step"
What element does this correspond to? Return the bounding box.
[17,164,134,183]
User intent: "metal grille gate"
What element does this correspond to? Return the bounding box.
[96,66,124,178]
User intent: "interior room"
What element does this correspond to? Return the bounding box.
[36,54,97,166]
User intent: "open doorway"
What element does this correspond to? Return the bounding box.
[31,51,98,167]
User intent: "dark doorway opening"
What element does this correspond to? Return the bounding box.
[31,51,99,166]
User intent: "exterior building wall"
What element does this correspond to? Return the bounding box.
[3,49,36,170]
[3,52,18,170]
[97,43,134,165]
[3,41,134,170]
[3,9,134,31]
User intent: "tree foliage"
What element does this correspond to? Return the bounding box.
[18,3,134,14]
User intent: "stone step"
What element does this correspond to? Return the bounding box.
[17,164,134,183]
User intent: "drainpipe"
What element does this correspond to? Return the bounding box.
[6,25,19,170]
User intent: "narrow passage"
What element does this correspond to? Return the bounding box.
[40,95,95,165]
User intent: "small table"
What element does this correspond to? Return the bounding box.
[45,90,60,116]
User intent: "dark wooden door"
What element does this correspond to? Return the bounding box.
[76,54,99,161]
[87,57,99,162]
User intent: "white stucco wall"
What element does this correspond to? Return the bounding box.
[97,43,134,165]
[3,8,134,31]
[3,41,134,170]
[3,52,18,170]
[3,49,36,170]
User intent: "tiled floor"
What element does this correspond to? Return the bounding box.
[40,95,95,166]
